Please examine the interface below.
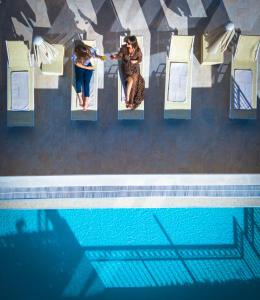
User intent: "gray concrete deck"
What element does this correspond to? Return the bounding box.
[0,0,260,175]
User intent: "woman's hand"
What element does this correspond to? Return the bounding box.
[97,55,106,61]
[130,59,138,64]
[110,54,117,60]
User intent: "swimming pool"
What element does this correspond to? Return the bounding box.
[0,208,259,300]
[0,208,244,245]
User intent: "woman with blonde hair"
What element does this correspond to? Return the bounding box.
[72,44,105,110]
[111,35,144,109]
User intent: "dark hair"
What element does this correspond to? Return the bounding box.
[125,35,140,51]
[74,44,92,64]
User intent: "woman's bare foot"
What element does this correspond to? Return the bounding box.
[125,98,130,108]
[129,103,137,110]
[83,103,88,111]
[77,94,84,107]
[83,97,89,111]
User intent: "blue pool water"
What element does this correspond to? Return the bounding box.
[0,208,259,300]
[0,209,244,246]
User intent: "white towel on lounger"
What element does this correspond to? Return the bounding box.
[168,62,188,102]
[11,71,29,111]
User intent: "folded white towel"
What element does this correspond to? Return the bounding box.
[11,71,29,111]
[168,63,188,102]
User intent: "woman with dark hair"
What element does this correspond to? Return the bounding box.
[111,35,145,109]
[72,44,105,110]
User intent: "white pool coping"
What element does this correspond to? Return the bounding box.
[0,174,259,208]
[1,174,260,187]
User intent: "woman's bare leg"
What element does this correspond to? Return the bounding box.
[77,92,84,106]
[83,96,89,111]
[126,77,134,107]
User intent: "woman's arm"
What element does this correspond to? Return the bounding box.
[96,54,106,61]
[75,62,94,70]
[111,45,125,60]
[137,50,142,63]
[72,53,94,69]
[91,48,106,61]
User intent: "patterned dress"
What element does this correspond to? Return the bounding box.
[117,44,145,108]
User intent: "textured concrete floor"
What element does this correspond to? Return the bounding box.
[0,0,260,175]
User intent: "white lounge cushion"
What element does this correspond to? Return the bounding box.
[121,84,126,102]
[234,69,253,109]
[168,62,188,102]
[88,74,96,107]
[11,71,29,111]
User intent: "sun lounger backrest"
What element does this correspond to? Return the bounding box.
[169,35,194,62]
[6,41,34,126]
[6,41,30,69]
[229,35,260,119]
[234,35,260,62]
[164,35,194,119]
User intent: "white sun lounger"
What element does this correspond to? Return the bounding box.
[229,35,260,119]
[118,36,144,120]
[6,41,34,127]
[71,40,98,121]
[41,44,65,76]
[164,35,194,119]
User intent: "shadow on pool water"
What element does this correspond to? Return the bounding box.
[0,209,259,299]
